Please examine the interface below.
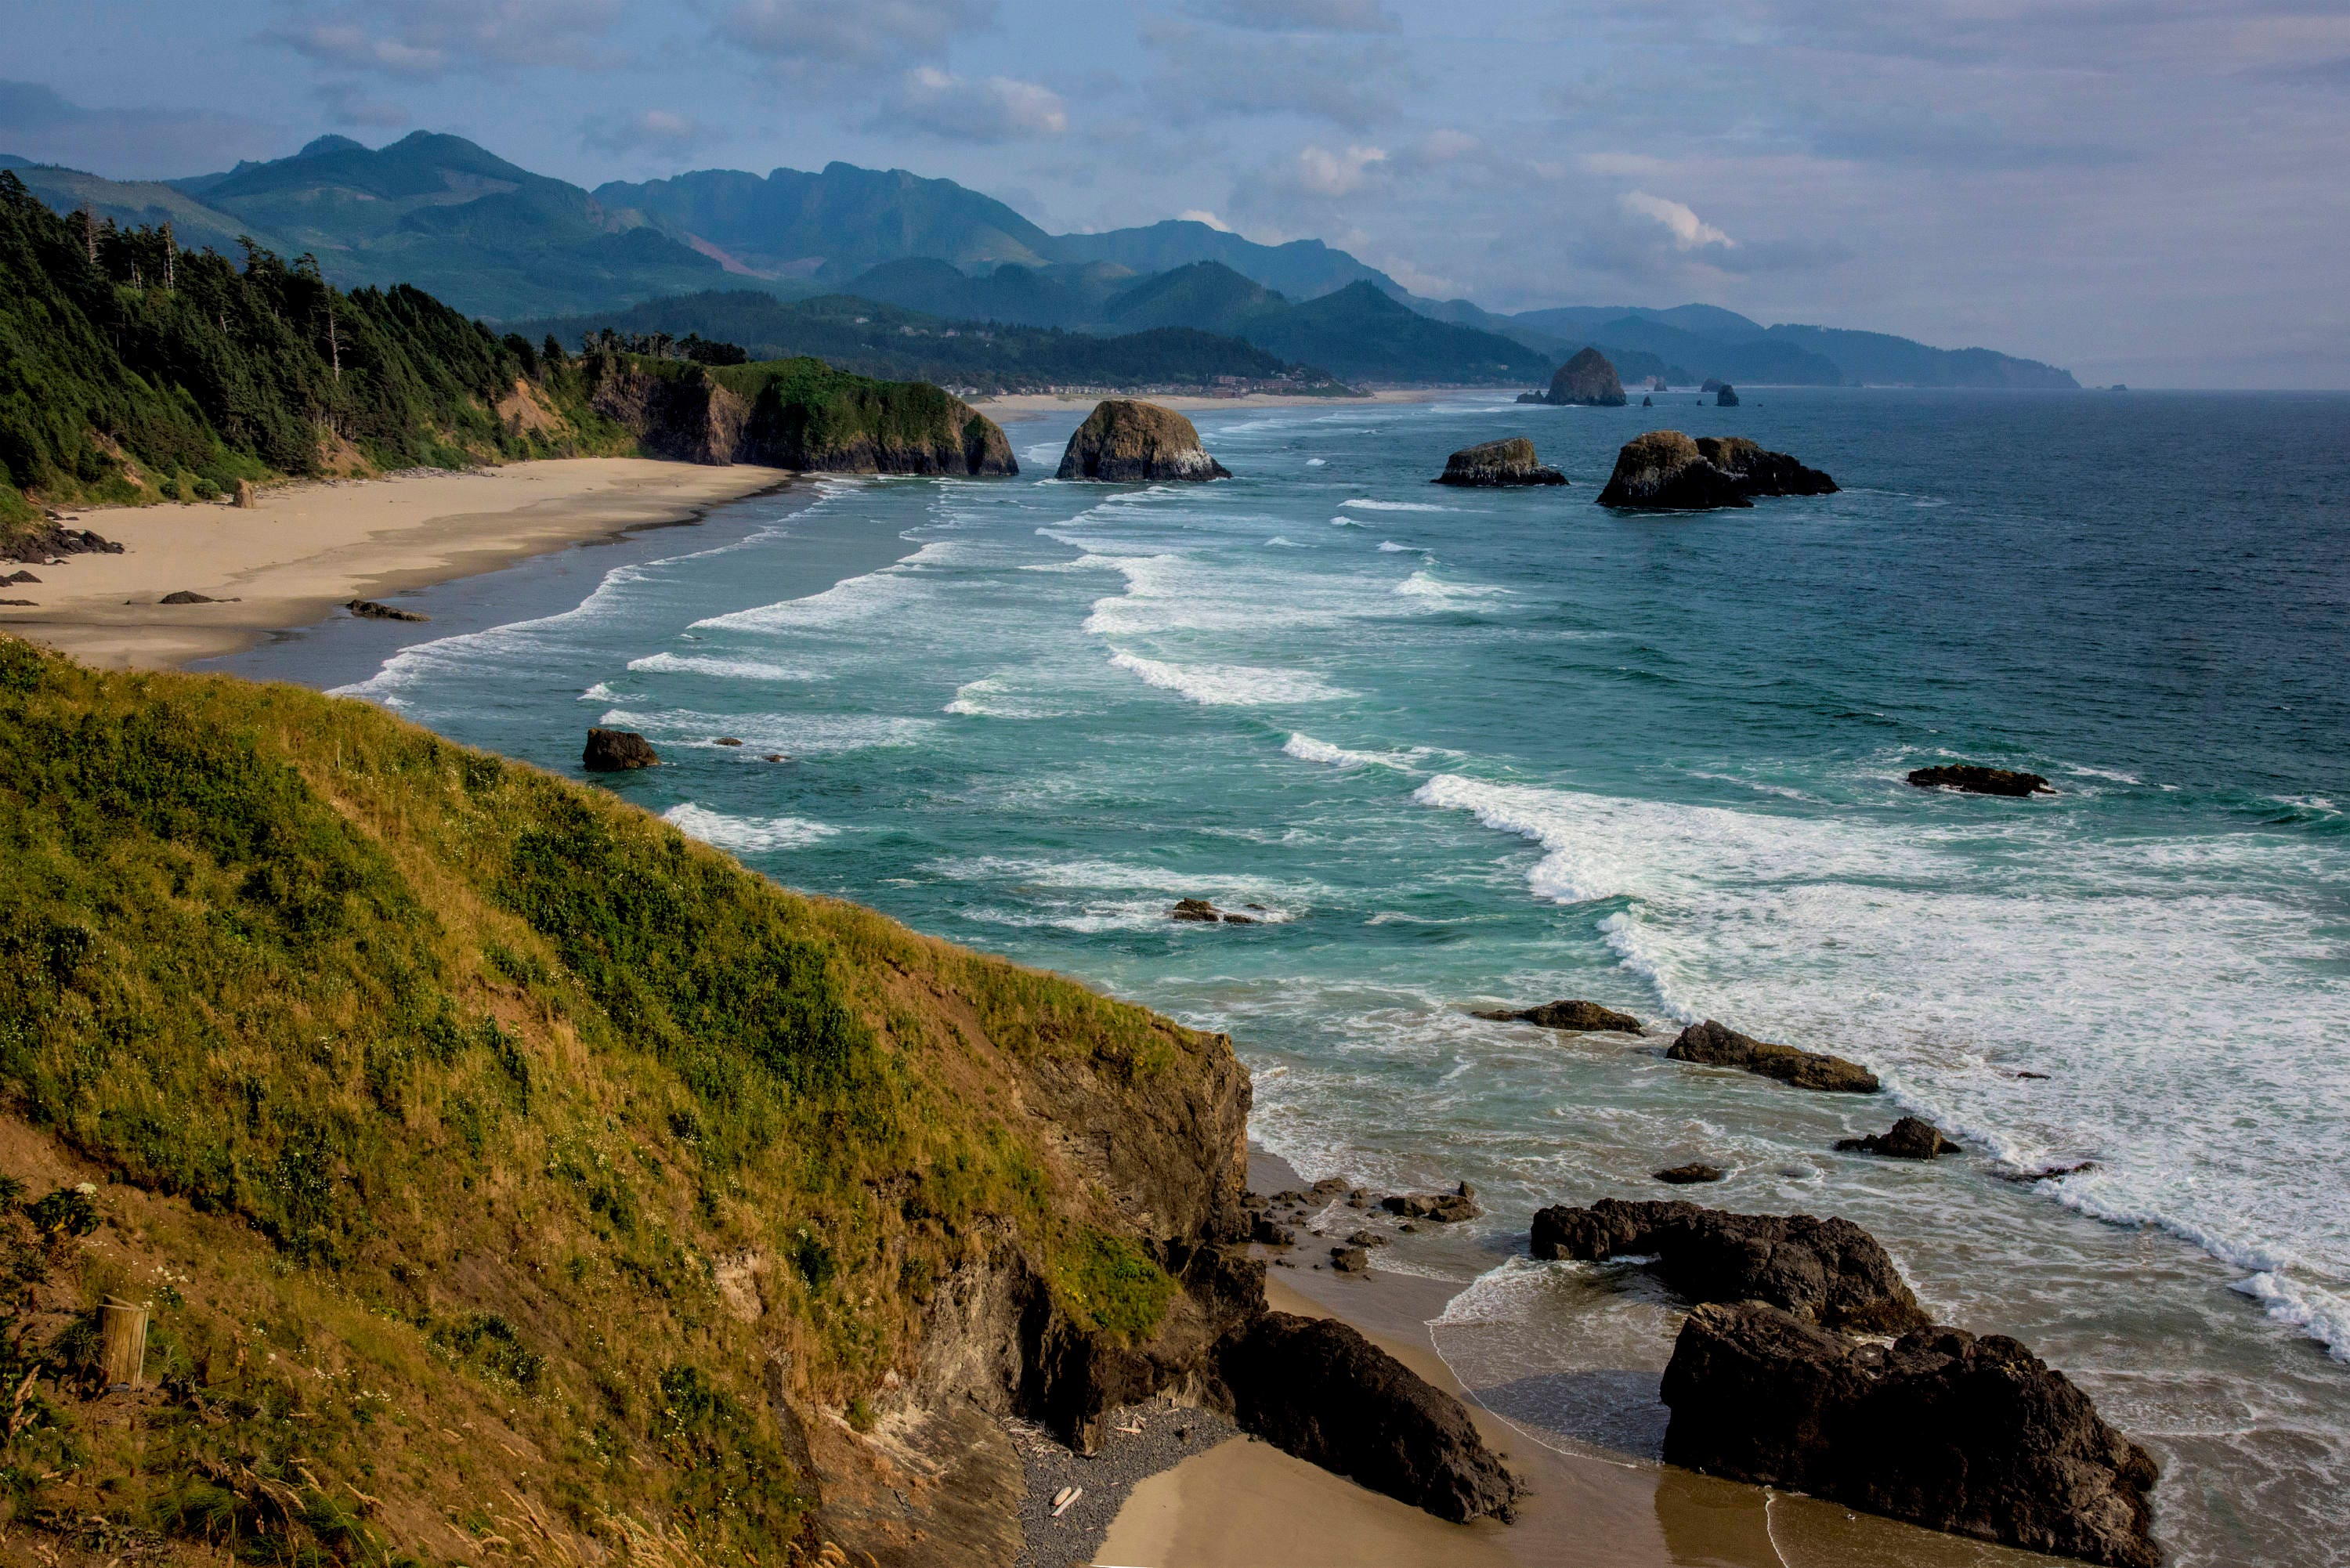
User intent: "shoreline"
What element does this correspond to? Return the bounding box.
[0,458,793,671]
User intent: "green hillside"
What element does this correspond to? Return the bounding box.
[0,169,621,533]
[519,291,1349,396]
[1242,281,1553,385]
[1102,261,1286,336]
[0,636,1246,1565]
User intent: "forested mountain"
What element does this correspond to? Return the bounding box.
[510,290,1350,396]
[0,169,620,530]
[5,131,2078,388]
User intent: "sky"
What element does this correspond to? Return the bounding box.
[3,0,2345,386]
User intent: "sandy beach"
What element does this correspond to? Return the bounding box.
[0,458,791,670]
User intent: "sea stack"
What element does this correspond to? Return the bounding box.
[1596,432,1838,511]
[1716,383,1741,406]
[1057,399,1231,482]
[1543,347,1628,406]
[1908,764,2053,797]
[1433,437,1567,487]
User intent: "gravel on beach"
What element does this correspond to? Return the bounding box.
[1010,1397,1238,1567]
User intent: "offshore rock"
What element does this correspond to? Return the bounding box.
[1382,1184,1481,1223]
[346,598,430,622]
[1543,346,1628,406]
[1596,431,1753,511]
[1716,384,1741,406]
[1218,1312,1523,1523]
[1057,399,1231,482]
[582,728,660,771]
[1668,1019,1880,1093]
[1908,764,2054,797]
[1654,1163,1726,1185]
[1697,435,1838,496]
[1473,999,1642,1033]
[1837,1117,1961,1160]
[1171,898,1256,925]
[1529,1198,1929,1332]
[1434,437,1567,487]
[1661,1303,2161,1568]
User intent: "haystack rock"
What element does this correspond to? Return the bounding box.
[1716,384,1741,406]
[1057,399,1230,482]
[1434,438,1567,487]
[1662,1303,2161,1568]
[1543,347,1627,406]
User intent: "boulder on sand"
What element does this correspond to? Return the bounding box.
[1218,1312,1523,1523]
[1908,764,2053,797]
[1668,1019,1879,1093]
[1661,1302,2161,1568]
[1057,399,1230,482]
[583,728,660,771]
[1472,999,1642,1033]
[1382,1183,1480,1223]
[1542,346,1628,406]
[1837,1117,1961,1160]
[1529,1198,1929,1332]
[1434,437,1567,487]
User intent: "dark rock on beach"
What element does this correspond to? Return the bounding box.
[1057,399,1231,482]
[1,522,121,562]
[1716,384,1741,406]
[1171,898,1256,925]
[1837,1117,1961,1160]
[2,571,38,584]
[1668,1019,1880,1093]
[1529,1198,1929,1332]
[1473,999,1642,1033]
[159,590,216,604]
[1434,437,1567,487]
[1909,764,2055,797]
[1382,1183,1481,1223]
[583,728,660,771]
[1218,1312,1524,1523]
[346,598,431,622]
[1541,346,1628,406]
[1331,1245,1370,1274]
[1654,1163,1726,1185]
[1661,1302,2161,1568]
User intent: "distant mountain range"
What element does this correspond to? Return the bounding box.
[1,131,2079,391]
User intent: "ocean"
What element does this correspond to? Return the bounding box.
[211,388,2350,1566]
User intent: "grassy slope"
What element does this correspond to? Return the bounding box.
[0,638,1220,1564]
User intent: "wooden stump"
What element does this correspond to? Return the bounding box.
[99,1298,147,1389]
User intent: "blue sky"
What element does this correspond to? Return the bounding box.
[4,0,2345,385]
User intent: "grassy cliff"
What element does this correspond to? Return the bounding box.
[0,637,1244,1565]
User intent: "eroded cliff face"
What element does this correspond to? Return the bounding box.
[587,357,1016,476]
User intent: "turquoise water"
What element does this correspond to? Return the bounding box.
[222,389,2349,1566]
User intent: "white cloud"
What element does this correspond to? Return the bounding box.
[1296,143,1387,197]
[716,0,994,69]
[1620,190,1735,250]
[1185,0,1399,32]
[270,0,621,78]
[1178,208,1235,231]
[890,68,1068,141]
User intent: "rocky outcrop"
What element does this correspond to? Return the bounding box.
[588,357,1017,476]
[1383,1184,1481,1223]
[1543,347,1627,406]
[1171,898,1257,925]
[1908,764,2054,797]
[1596,431,1753,511]
[1661,1303,2160,1568]
[2,522,122,562]
[1697,436,1837,496]
[1434,437,1567,487]
[1596,432,1838,511]
[1654,1163,1726,1184]
[1473,999,1642,1033]
[1716,384,1741,406]
[1837,1117,1961,1160]
[1218,1313,1523,1523]
[1057,400,1230,482]
[1529,1198,1929,1332]
[347,598,430,622]
[582,728,659,771]
[1668,1019,1879,1093]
